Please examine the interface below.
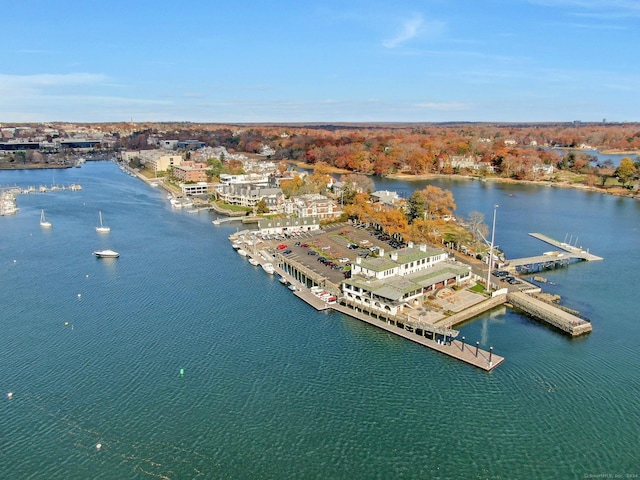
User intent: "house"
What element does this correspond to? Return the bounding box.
[533,164,554,175]
[371,190,401,206]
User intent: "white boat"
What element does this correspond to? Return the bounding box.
[150,182,159,187]
[237,249,248,256]
[94,249,119,258]
[40,210,52,228]
[288,284,297,292]
[262,263,275,274]
[96,211,110,233]
[248,258,260,266]
[279,276,288,284]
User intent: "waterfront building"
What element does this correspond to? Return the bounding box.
[181,182,214,196]
[216,183,284,212]
[172,161,209,182]
[121,150,184,173]
[342,244,472,315]
[219,173,272,186]
[257,216,320,235]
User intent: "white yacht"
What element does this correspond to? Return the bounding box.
[94,249,119,258]
[40,210,52,228]
[95,211,110,233]
[261,263,275,275]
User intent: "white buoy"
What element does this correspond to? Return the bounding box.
[64,322,69,326]
[77,293,82,298]
[86,274,89,278]
[13,259,17,263]
[96,443,102,450]
[7,392,13,399]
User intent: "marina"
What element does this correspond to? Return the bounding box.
[0,161,637,479]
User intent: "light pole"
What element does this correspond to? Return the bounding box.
[486,204,499,294]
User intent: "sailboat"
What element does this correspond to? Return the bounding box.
[40,210,52,228]
[95,211,110,233]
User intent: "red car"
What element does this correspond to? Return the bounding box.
[276,244,287,250]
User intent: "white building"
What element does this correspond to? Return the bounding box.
[257,216,321,235]
[342,244,472,315]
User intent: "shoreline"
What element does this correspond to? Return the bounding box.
[292,160,637,200]
[385,172,639,199]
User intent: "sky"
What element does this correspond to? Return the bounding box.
[1,0,639,123]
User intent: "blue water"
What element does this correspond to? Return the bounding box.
[1,163,638,479]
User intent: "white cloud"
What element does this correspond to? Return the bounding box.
[383,14,439,49]
[0,72,108,88]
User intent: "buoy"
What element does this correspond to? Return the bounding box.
[7,392,13,399]
[64,322,69,326]
[86,274,89,278]
[180,368,184,377]
[77,293,81,298]
[13,259,17,263]
[96,443,102,450]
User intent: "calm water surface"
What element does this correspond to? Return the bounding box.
[1,163,638,479]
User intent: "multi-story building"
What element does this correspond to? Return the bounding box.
[172,161,209,182]
[216,184,285,212]
[284,194,342,220]
[342,243,472,315]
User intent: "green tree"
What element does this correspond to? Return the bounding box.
[406,190,427,223]
[206,158,223,179]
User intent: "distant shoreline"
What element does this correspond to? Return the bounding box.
[0,164,72,170]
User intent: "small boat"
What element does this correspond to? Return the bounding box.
[288,284,297,291]
[262,263,275,274]
[248,258,260,266]
[40,210,52,228]
[96,211,110,233]
[94,249,119,258]
[279,275,288,284]
[237,249,248,257]
[150,182,159,187]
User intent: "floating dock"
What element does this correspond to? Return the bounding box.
[528,233,603,261]
[507,233,602,273]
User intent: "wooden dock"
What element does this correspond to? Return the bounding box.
[270,253,502,369]
[331,303,503,371]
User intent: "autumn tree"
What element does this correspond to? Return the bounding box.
[615,157,637,187]
[255,198,269,214]
[423,185,456,219]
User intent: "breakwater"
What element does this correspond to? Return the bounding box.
[507,291,592,336]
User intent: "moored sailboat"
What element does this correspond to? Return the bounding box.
[96,211,110,233]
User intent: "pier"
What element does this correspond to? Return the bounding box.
[528,233,603,261]
[270,248,503,371]
[507,291,592,336]
[507,232,602,273]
